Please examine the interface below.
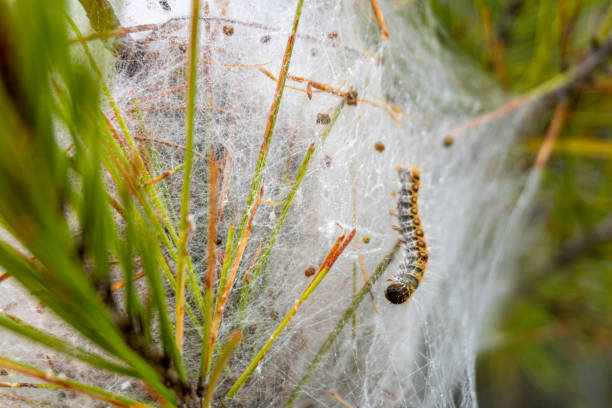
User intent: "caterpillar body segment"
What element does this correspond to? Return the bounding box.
[385,167,429,305]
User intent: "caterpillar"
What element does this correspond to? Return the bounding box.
[385,167,429,304]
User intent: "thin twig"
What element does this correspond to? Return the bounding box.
[330,390,356,408]
[369,92,403,115]
[352,262,358,339]
[200,153,219,378]
[70,16,363,57]
[120,104,238,119]
[134,85,186,105]
[217,120,235,222]
[133,135,207,160]
[357,247,377,312]
[175,0,200,352]
[200,2,216,155]
[70,23,160,43]
[243,243,262,285]
[446,95,530,138]
[369,0,389,40]
[448,34,612,138]
[143,162,185,186]
[257,67,402,125]
[200,57,271,68]
[534,99,569,169]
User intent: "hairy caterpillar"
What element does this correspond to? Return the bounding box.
[385,167,429,304]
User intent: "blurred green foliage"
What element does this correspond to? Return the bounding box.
[432,1,612,406]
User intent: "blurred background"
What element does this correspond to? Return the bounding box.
[430,1,612,406]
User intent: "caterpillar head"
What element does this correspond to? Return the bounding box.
[385,282,414,304]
